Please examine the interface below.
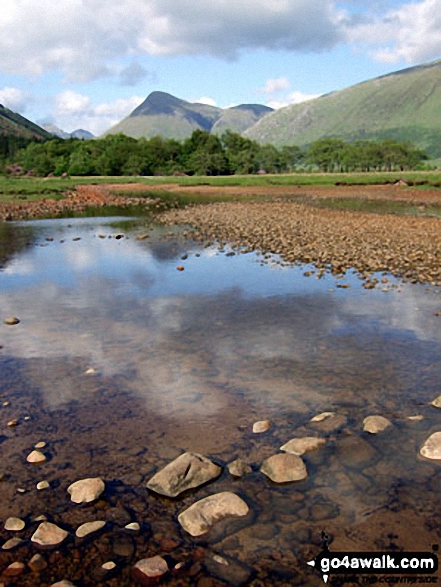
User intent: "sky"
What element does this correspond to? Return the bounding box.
[0,0,440,136]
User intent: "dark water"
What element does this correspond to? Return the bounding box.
[0,216,440,586]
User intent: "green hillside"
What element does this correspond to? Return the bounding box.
[104,92,273,140]
[245,59,441,157]
[0,104,51,140]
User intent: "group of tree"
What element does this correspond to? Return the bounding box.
[0,131,429,177]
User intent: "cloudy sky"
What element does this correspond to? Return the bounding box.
[0,0,440,135]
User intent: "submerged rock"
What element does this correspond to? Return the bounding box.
[29,553,48,572]
[27,450,47,464]
[67,477,105,503]
[420,431,441,460]
[431,395,441,409]
[132,556,169,584]
[260,454,308,483]
[146,452,221,497]
[363,415,392,434]
[178,492,249,537]
[280,437,326,456]
[252,420,271,433]
[2,537,25,550]
[227,459,252,477]
[31,522,69,548]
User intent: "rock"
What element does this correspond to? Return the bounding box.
[7,419,19,427]
[337,436,378,468]
[31,522,69,548]
[102,561,116,571]
[34,441,46,449]
[310,412,335,422]
[125,522,140,531]
[29,553,48,572]
[431,395,441,408]
[227,459,252,477]
[204,553,254,586]
[407,415,424,421]
[177,265,185,271]
[252,420,271,433]
[310,413,348,433]
[2,537,25,550]
[50,582,77,587]
[146,452,221,497]
[85,368,95,375]
[363,415,392,434]
[261,454,308,483]
[67,477,105,503]
[4,562,25,577]
[178,492,249,537]
[26,450,47,464]
[75,520,106,538]
[132,556,169,584]
[3,317,20,325]
[37,480,50,490]
[4,517,25,531]
[420,432,441,460]
[280,437,326,455]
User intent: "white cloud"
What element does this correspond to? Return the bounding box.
[194,96,217,106]
[266,90,321,109]
[52,91,143,135]
[258,77,291,94]
[0,87,30,112]
[0,0,345,81]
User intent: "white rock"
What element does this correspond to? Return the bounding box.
[67,477,105,504]
[75,520,106,538]
[37,480,50,490]
[125,522,140,531]
[31,522,68,547]
[132,556,168,581]
[2,537,24,550]
[261,454,308,483]
[420,431,441,460]
[34,442,46,449]
[310,412,334,423]
[178,492,249,537]
[407,415,424,421]
[50,582,77,587]
[252,420,271,433]
[27,450,46,464]
[363,415,392,434]
[431,395,441,409]
[102,561,116,571]
[280,437,326,455]
[4,517,25,531]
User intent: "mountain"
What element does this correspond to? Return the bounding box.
[104,91,273,140]
[42,124,94,139]
[245,59,441,157]
[0,104,51,140]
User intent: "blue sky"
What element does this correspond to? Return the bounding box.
[0,0,440,135]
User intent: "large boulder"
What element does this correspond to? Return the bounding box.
[146,452,221,497]
[260,454,307,483]
[178,492,249,537]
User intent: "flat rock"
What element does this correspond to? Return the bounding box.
[27,450,47,464]
[132,556,169,584]
[3,317,20,325]
[260,454,308,483]
[310,411,334,422]
[227,459,252,477]
[67,477,105,503]
[431,395,441,408]
[2,537,25,550]
[146,452,221,497]
[310,413,348,433]
[31,522,69,548]
[125,522,140,531]
[4,517,25,531]
[252,420,271,433]
[363,415,392,434]
[420,431,441,460]
[37,480,50,490]
[280,437,326,455]
[75,520,106,538]
[178,492,249,537]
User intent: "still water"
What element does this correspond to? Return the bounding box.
[0,216,440,586]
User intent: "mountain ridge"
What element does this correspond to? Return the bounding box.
[0,104,51,140]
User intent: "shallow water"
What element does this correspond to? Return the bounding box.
[0,216,440,586]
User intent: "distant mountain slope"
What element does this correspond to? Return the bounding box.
[0,104,51,140]
[245,59,441,157]
[104,91,273,140]
[42,124,94,139]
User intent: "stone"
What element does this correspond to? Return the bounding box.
[37,480,50,490]
[67,477,105,503]
[125,522,140,531]
[146,452,221,497]
[50,582,77,587]
[310,413,348,433]
[2,537,25,550]
[35,441,46,449]
[4,562,25,577]
[75,520,106,538]
[363,415,392,434]
[204,553,254,586]
[431,395,441,409]
[310,412,335,422]
[27,450,47,464]
[132,556,169,584]
[420,432,441,461]
[252,420,271,433]
[29,553,48,572]
[102,561,116,571]
[260,454,308,483]
[7,419,19,427]
[227,459,252,477]
[337,436,378,468]
[31,522,69,548]
[178,492,249,537]
[280,437,326,456]
[4,517,25,531]
[407,415,424,421]
[3,317,20,325]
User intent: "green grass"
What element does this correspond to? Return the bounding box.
[306,197,441,217]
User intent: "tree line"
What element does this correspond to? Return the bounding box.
[1,130,428,177]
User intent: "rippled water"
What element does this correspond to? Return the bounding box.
[0,216,440,586]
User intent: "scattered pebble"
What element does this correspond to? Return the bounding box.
[363,415,392,434]
[176,265,185,271]
[34,441,46,449]
[4,561,25,577]
[124,522,140,532]
[67,477,105,504]
[280,437,326,456]
[3,317,20,325]
[252,419,271,433]
[102,561,116,571]
[31,522,69,548]
[227,459,252,477]
[75,520,106,538]
[132,556,169,583]
[37,480,50,491]
[420,431,441,460]
[260,454,308,483]
[310,412,335,422]
[4,517,25,531]
[7,419,19,427]
[26,450,47,464]
[431,395,441,408]
[2,537,25,550]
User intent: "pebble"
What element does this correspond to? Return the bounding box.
[3,317,20,325]
[75,520,106,538]
[363,415,392,434]
[7,419,19,427]
[132,556,169,583]
[177,265,185,271]
[125,522,140,531]
[84,368,95,375]
[50,582,77,587]
[227,459,252,477]
[37,481,50,491]
[4,517,26,531]
[31,522,69,547]
[26,450,47,464]
[29,553,48,572]
[310,412,335,423]
[2,537,25,550]
[420,431,441,460]
[252,419,271,433]
[102,561,116,571]
[34,441,46,449]
[4,562,25,577]
[431,395,441,408]
[280,437,326,455]
[67,477,105,503]
[260,454,308,483]
[407,415,424,421]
